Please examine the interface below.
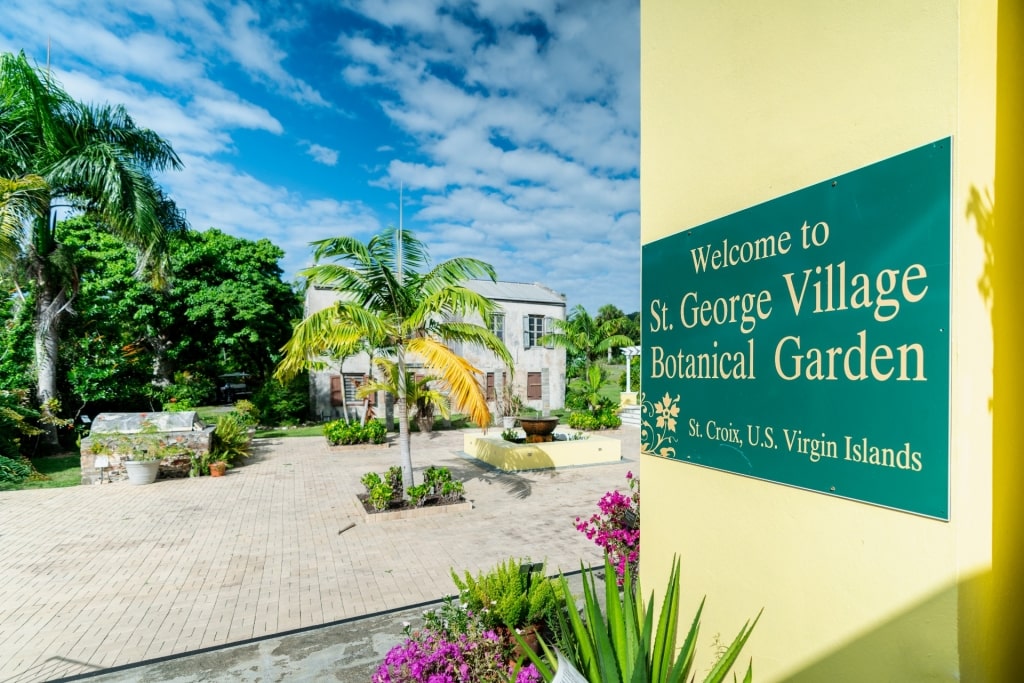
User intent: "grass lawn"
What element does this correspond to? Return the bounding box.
[599,362,625,402]
[17,454,81,490]
[255,424,324,438]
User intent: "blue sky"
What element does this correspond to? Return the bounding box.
[0,0,640,314]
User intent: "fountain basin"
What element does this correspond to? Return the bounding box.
[518,415,560,443]
[464,429,621,471]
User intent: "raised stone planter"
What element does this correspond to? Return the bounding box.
[463,429,621,471]
[79,412,214,485]
[353,495,472,523]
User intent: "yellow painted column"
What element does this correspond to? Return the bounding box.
[640,1,1002,679]
[992,1,1024,680]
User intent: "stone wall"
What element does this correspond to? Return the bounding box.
[80,429,214,485]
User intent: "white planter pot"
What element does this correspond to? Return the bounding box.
[125,460,160,486]
[502,417,517,429]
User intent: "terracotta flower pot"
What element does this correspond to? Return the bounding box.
[209,461,227,477]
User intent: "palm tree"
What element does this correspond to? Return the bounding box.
[357,358,451,434]
[275,226,513,489]
[0,52,183,432]
[541,304,634,380]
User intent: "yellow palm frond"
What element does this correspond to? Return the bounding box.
[274,307,364,382]
[407,336,491,428]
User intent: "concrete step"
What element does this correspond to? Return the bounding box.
[619,404,641,428]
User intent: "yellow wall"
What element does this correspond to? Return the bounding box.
[640,1,999,679]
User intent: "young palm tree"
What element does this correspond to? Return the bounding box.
[541,303,634,380]
[275,226,513,489]
[0,51,183,431]
[356,358,451,434]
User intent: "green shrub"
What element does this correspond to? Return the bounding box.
[361,471,382,493]
[211,413,252,466]
[451,558,563,631]
[232,400,260,427]
[386,465,404,499]
[253,372,308,426]
[407,483,431,507]
[364,419,387,443]
[323,418,387,445]
[324,419,364,445]
[0,454,33,488]
[161,371,215,408]
[619,360,641,392]
[501,428,519,442]
[597,409,622,429]
[423,466,464,503]
[0,389,43,460]
[369,482,393,511]
[567,411,600,430]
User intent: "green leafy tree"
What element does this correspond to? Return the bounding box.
[541,304,633,380]
[275,226,513,489]
[53,219,300,415]
[163,228,301,381]
[0,51,183,435]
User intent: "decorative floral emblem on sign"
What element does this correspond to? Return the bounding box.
[640,391,679,457]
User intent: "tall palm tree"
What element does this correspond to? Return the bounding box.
[0,51,182,430]
[541,303,634,380]
[275,226,513,489]
[0,174,48,266]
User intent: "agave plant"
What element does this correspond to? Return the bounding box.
[516,555,760,683]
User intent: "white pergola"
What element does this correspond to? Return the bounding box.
[621,345,641,390]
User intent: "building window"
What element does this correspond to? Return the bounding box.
[490,313,505,342]
[527,372,542,400]
[331,374,366,406]
[484,371,508,401]
[523,314,545,348]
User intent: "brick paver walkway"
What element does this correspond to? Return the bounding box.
[0,428,639,682]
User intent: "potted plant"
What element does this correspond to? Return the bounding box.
[498,382,523,429]
[122,442,162,485]
[208,460,227,477]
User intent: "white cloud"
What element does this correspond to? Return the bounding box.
[0,0,641,314]
[223,2,329,107]
[306,143,340,166]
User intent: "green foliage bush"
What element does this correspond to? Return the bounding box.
[567,405,621,430]
[253,373,309,426]
[618,359,641,392]
[232,400,260,427]
[161,371,215,409]
[361,471,382,491]
[451,558,563,632]
[0,389,43,460]
[423,465,463,503]
[369,482,393,511]
[361,465,465,509]
[364,419,387,443]
[0,454,33,488]
[324,419,387,445]
[567,412,600,430]
[386,465,404,499]
[210,412,252,466]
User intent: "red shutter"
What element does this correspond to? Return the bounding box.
[527,372,542,400]
[330,375,343,406]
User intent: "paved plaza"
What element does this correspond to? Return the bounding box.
[0,428,639,682]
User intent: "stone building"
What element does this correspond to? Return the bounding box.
[304,280,567,422]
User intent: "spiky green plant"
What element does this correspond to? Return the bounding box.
[517,555,760,683]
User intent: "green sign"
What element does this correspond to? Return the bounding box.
[641,138,951,519]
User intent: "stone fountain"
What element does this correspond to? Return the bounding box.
[518,415,560,443]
